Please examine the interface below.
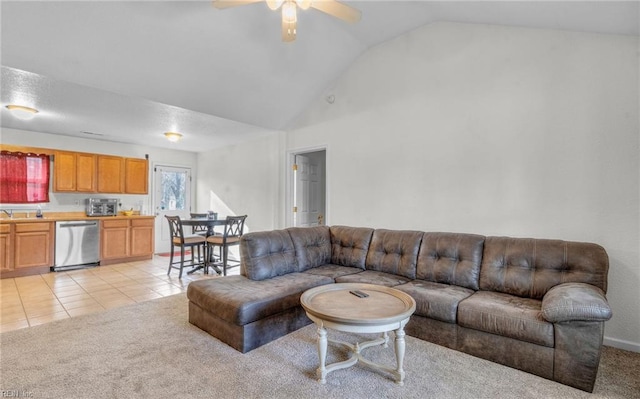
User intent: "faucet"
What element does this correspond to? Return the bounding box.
[1,209,13,218]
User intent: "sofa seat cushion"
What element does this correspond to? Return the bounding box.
[458,291,554,347]
[303,264,364,280]
[335,270,411,287]
[395,281,474,323]
[187,274,333,326]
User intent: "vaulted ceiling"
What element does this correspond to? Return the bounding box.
[1,1,638,152]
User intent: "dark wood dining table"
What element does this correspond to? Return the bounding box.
[179,217,228,275]
[180,217,228,237]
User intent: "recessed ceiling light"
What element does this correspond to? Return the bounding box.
[164,132,183,142]
[6,105,39,120]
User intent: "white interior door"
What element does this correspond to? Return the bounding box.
[153,165,191,253]
[294,154,322,227]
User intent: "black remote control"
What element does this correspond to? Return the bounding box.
[349,290,369,298]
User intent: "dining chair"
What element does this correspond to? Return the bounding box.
[189,213,209,236]
[165,215,207,278]
[206,215,247,276]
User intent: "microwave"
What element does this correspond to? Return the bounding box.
[86,198,118,217]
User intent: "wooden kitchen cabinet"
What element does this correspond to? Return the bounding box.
[97,155,125,193]
[130,219,154,256]
[100,219,130,260]
[125,158,149,194]
[54,151,97,192]
[53,151,77,192]
[0,224,12,273]
[53,150,147,194]
[100,218,154,265]
[76,153,98,192]
[0,222,54,278]
[14,222,54,269]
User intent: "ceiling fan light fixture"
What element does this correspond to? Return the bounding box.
[6,104,39,120]
[282,1,297,23]
[164,132,183,142]
[214,0,361,42]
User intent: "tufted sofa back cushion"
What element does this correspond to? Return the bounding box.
[365,229,423,279]
[480,237,609,299]
[288,226,332,271]
[416,232,485,290]
[240,230,298,281]
[330,226,374,269]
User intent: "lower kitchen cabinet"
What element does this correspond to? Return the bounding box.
[0,222,55,278]
[0,224,12,273]
[130,219,154,256]
[100,219,130,260]
[101,218,154,265]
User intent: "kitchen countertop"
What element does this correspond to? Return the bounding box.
[0,212,156,223]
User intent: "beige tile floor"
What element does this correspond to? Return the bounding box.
[0,255,223,333]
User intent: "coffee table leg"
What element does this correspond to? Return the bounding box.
[394,326,406,385]
[317,324,328,384]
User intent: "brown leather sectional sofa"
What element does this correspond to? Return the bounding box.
[187,225,612,392]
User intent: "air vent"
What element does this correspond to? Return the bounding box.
[81,131,104,136]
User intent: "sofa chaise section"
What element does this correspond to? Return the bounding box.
[187,229,333,353]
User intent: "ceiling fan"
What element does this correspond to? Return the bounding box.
[213,0,361,42]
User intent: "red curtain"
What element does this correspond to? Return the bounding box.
[0,151,50,203]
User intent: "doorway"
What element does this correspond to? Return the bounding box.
[153,165,192,253]
[288,149,327,227]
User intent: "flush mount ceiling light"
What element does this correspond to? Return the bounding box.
[5,105,39,120]
[164,132,183,142]
[213,0,361,42]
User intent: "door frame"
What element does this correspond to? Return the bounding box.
[285,145,329,228]
[152,162,194,254]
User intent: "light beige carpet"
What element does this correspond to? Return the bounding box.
[1,294,638,399]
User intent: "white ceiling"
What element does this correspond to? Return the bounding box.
[1,1,638,152]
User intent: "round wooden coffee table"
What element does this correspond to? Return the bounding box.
[300,283,416,385]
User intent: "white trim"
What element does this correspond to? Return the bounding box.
[603,336,640,353]
[285,145,329,228]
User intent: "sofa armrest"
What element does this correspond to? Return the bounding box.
[541,282,612,323]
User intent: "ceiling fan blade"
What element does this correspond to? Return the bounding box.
[212,0,263,9]
[311,0,361,23]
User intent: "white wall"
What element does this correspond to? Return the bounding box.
[195,132,284,233]
[0,127,198,216]
[287,23,639,350]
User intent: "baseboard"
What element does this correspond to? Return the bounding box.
[603,336,640,353]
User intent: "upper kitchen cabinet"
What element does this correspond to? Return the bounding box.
[125,158,148,194]
[97,155,125,193]
[53,151,148,194]
[53,151,97,192]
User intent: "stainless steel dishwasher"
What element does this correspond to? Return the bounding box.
[54,220,100,271]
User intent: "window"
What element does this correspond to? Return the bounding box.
[157,167,189,211]
[0,151,50,203]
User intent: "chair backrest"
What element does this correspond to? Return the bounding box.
[190,213,209,234]
[223,215,247,240]
[165,215,185,243]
